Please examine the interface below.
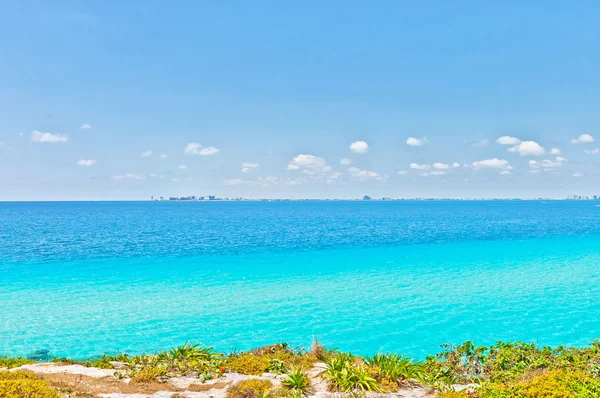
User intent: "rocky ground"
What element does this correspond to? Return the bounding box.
[9,362,436,398]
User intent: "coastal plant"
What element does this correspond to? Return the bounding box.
[226,379,273,398]
[281,368,310,393]
[365,352,420,389]
[310,338,328,361]
[0,371,59,398]
[250,343,318,371]
[0,356,35,369]
[130,365,168,383]
[322,355,381,393]
[227,353,270,375]
[476,369,600,397]
[266,358,288,374]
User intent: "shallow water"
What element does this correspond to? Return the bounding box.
[1,200,600,359]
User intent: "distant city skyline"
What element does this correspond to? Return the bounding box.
[2,1,600,200]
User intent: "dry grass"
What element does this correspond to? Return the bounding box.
[187,381,231,391]
[39,372,236,397]
[39,373,179,395]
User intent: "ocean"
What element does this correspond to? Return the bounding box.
[1,200,600,359]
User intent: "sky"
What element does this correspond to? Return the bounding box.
[1,1,600,200]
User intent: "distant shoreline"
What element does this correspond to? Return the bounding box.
[1,198,598,203]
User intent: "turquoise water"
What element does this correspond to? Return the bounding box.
[1,201,600,359]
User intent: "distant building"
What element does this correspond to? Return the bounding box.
[208,195,216,201]
[363,195,372,200]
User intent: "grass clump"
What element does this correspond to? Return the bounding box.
[226,379,273,398]
[0,357,35,369]
[364,353,420,391]
[281,368,310,393]
[0,371,58,398]
[122,343,223,382]
[322,354,381,393]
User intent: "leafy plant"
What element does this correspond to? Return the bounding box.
[365,352,420,388]
[267,358,288,374]
[323,355,381,393]
[281,368,310,392]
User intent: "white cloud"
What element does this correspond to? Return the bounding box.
[160,154,168,159]
[397,170,407,175]
[530,158,565,169]
[472,139,489,148]
[571,134,594,144]
[141,150,153,157]
[178,164,187,170]
[350,140,368,153]
[507,141,545,156]
[584,148,600,155]
[77,159,96,166]
[550,148,561,155]
[31,130,69,143]
[496,136,521,145]
[340,158,352,165]
[199,146,220,155]
[347,167,382,180]
[410,163,430,170]
[241,162,259,173]
[529,170,541,174]
[430,170,446,176]
[471,158,511,169]
[500,170,512,175]
[288,154,329,173]
[80,123,91,130]
[110,173,144,180]
[433,162,461,170]
[406,137,428,146]
[572,173,584,177]
[184,142,220,155]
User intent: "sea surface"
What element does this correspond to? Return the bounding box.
[1,200,600,359]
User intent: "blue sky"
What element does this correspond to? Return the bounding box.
[1,1,600,200]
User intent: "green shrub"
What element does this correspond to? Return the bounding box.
[226,379,273,398]
[478,369,600,397]
[227,354,270,375]
[266,359,288,374]
[281,368,310,392]
[323,356,381,393]
[365,352,420,389]
[0,357,35,369]
[0,372,58,398]
[0,372,37,381]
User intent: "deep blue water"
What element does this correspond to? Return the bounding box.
[1,200,600,359]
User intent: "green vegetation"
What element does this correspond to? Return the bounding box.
[0,357,35,369]
[226,379,273,398]
[281,368,310,393]
[6,339,600,397]
[0,371,58,398]
[322,353,381,393]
